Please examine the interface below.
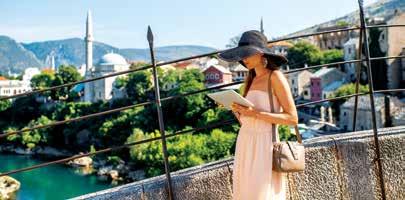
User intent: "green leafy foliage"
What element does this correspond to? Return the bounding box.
[126,128,236,177]
[331,83,369,122]
[321,49,344,64]
[15,116,54,149]
[287,41,323,68]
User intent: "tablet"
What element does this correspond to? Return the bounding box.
[207,90,255,110]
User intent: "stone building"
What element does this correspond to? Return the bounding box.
[285,70,313,100]
[367,12,405,90]
[339,94,404,131]
[312,24,358,50]
[83,11,130,102]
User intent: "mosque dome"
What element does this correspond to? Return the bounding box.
[98,53,128,66]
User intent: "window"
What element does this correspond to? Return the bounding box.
[292,79,295,84]
[343,112,346,116]
[344,125,347,130]
[348,48,351,54]
[304,91,308,95]
[215,74,219,79]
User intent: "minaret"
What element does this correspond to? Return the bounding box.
[84,10,94,102]
[85,10,93,72]
[51,55,55,71]
[260,17,264,34]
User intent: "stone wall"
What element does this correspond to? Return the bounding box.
[72,126,405,200]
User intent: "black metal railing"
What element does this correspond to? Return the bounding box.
[1,1,404,199]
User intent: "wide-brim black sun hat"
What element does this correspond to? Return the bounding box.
[218,30,288,66]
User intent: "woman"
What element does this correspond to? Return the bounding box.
[218,30,298,200]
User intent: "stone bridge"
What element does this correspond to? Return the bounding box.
[72,126,405,200]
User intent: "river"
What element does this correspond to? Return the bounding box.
[0,153,112,200]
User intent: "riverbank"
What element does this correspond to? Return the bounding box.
[0,144,146,185]
[0,153,113,200]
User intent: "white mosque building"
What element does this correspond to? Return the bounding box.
[83,11,130,102]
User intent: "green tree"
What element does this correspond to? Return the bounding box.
[331,83,369,122]
[8,96,43,125]
[52,65,83,100]
[125,70,153,103]
[321,49,344,64]
[126,128,237,178]
[19,116,54,149]
[0,100,11,112]
[278,124,297,141]
[336,20,349,27]
[98,107,143,147]
[162,69,208,130]
[287,41,323,68]
[57,65,82,84]
[130,61,149,70]
[333,83,369,98]
[31,73,55,91]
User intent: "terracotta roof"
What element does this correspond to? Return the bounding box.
[41,68,55,74]
[174,61,193,69]
[202,65,231,74]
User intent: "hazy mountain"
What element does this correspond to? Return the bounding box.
[281,0,405,38]
[120,45,218,62]
[23,39,216,69]
[0,37,217,75]
[22,38,119,69]
[0,36,43,75]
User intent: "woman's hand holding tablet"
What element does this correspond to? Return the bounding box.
[206,90,254,110]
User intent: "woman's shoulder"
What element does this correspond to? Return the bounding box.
[270,69,286,82]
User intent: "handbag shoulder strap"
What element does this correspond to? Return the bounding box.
[267,70,303,143]
[267,70,277,143]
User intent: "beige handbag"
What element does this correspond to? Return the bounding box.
[267,70,305,173]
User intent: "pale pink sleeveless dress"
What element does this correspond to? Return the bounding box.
[232,89,287,200]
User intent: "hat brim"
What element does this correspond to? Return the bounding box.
[218,45,288,65]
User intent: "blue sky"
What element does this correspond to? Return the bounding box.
[0,0,377,49]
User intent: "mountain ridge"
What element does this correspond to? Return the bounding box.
[0,36,216,74]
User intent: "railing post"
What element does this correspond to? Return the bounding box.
[147,26,175,200]
[357,1,387,199]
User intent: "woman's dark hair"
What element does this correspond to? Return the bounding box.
[240,54,281,97]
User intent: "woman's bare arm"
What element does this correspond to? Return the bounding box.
[232,110,242,125]
[255,70,298,126]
